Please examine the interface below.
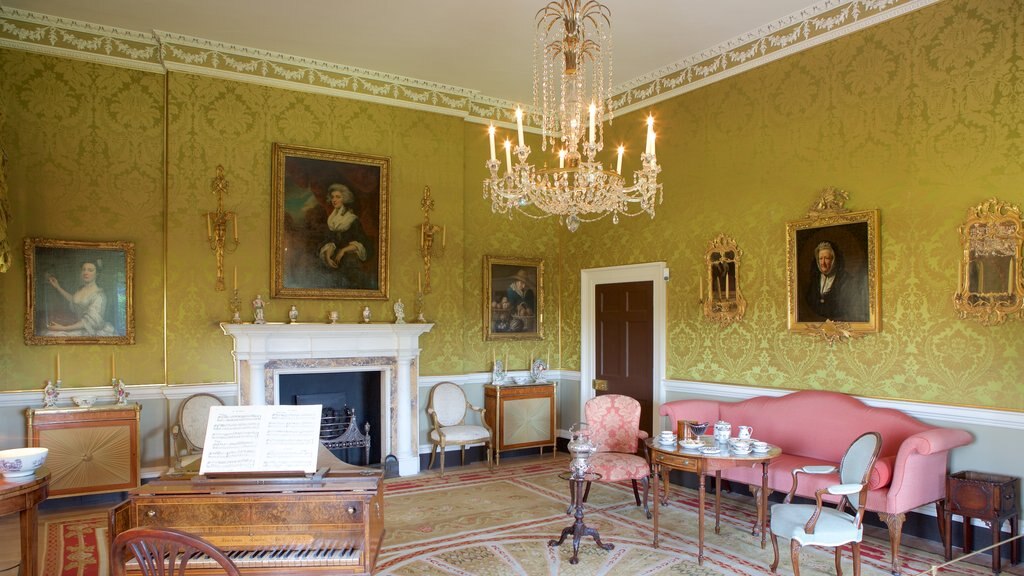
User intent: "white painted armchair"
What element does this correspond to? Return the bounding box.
[426,382,493,476]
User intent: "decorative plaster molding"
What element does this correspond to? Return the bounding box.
[1,1,935,123]
[608,0,941,116]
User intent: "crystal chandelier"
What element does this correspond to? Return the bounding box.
[483,0,662,232]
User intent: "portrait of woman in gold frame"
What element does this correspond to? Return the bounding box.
[24,238,135,345]
[483,255,544,341]
[786,190,881,340]
[271,143,390,300]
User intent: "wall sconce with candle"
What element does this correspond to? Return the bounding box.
[205,165,240,291]
[418,185,445,295]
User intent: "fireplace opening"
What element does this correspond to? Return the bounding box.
[279,371,381,466]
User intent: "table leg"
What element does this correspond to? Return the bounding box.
[1011,514,1020,565]
[991,519,1002,574]
[760,461,768,548]
[549,477,613,565]
[698,464,706,565]
[20,506,38,576]
[653,463,661,548]
[964,515,974,553]
[715,471,722,535]
[944,510,953,561]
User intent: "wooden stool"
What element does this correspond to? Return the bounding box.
[944,471,1019,574]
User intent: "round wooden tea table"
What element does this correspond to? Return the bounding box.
[647,439,781,565]
[0,466,50,576]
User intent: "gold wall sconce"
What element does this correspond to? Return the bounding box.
[418,185,445,295]
[206,165,239,291]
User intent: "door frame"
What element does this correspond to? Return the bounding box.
[580,261,667,432]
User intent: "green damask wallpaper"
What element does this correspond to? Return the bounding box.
[552,0,1024,409]
[1,0,1021,411]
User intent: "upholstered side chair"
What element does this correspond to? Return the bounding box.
[582,394,652,518]
[111,526,240,575]
[770,431,883,576]
[426,381,493,477]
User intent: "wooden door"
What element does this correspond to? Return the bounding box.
[594,281,654,434]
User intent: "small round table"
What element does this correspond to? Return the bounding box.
[548,471,612,564]
[0,467,50,576]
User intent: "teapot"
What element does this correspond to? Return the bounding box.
[713,420,732,442]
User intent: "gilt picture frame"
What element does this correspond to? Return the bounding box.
[271,143,390,299]
[786,190,880,341]
[24,238,135,345]
[484,255,544,341]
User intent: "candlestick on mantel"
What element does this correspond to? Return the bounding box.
[56,353,61,381]
[111,353,116,380]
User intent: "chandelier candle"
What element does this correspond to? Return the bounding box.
[482,0,662,232]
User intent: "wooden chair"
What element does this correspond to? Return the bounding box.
[582,394,652,518]
[426,381,493,476]
[770,432,882,576]
[111,526,240,575]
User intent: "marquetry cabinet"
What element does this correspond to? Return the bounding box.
[484,383,556,465]
[26,403,141,497]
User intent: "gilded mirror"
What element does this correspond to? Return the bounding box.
[953,198,1022,325]
[703,234,745,325]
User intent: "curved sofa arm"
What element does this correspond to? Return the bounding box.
[900,428,973,456]
[886,427,973,511]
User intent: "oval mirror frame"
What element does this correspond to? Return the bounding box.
[953,198,1023,325]
[703,234,746,325]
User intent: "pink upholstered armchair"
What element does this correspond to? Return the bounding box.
[583,394,652,518]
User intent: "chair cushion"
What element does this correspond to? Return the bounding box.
[770,503,864,547]
[430,425,490,443]
[588,452,649,483]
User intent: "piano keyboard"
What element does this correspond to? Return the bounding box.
[126,545,361,570]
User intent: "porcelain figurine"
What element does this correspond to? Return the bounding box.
[42,380,60,408]
[288,305,299,324]
[114,379,129,405]
[252,294,266,324]
[361,306,371,323]
[393,299,406,324]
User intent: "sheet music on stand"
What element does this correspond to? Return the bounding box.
[199,404,322,476]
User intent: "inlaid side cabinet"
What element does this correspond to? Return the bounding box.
[25,404,141,497]
[484,383,556,465]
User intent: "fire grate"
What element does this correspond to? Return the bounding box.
[320,405,371,466]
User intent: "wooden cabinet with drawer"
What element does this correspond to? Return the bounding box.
[484,383,556,465]
[26,404,141,497]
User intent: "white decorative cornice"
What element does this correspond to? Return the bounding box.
[1,1,938,122]
[0,7,163,73]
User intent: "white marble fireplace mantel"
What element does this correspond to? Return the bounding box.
[221,322,433,476]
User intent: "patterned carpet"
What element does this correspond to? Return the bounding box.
[376,457,991,576]
[40,457,997,576]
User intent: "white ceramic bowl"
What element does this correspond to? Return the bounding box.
[0,447,48,478]
[72,396,95,408]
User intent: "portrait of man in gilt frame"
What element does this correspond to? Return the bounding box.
[271,143,390,300]
[786,195,880,338]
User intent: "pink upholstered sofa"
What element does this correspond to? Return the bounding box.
[660,390,973,575]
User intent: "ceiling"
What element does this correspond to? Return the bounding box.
[2,0,822,104]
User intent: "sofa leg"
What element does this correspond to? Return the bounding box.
[879,511,906,575]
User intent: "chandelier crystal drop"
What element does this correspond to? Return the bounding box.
[483,0,662,232]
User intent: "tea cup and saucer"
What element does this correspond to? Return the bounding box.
[657,431,677,445]
[752,441,770,453]
[731,440,753,455]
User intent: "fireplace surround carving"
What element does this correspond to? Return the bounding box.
[221,322,433,476]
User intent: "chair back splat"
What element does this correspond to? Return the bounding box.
[111,526,241,576]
